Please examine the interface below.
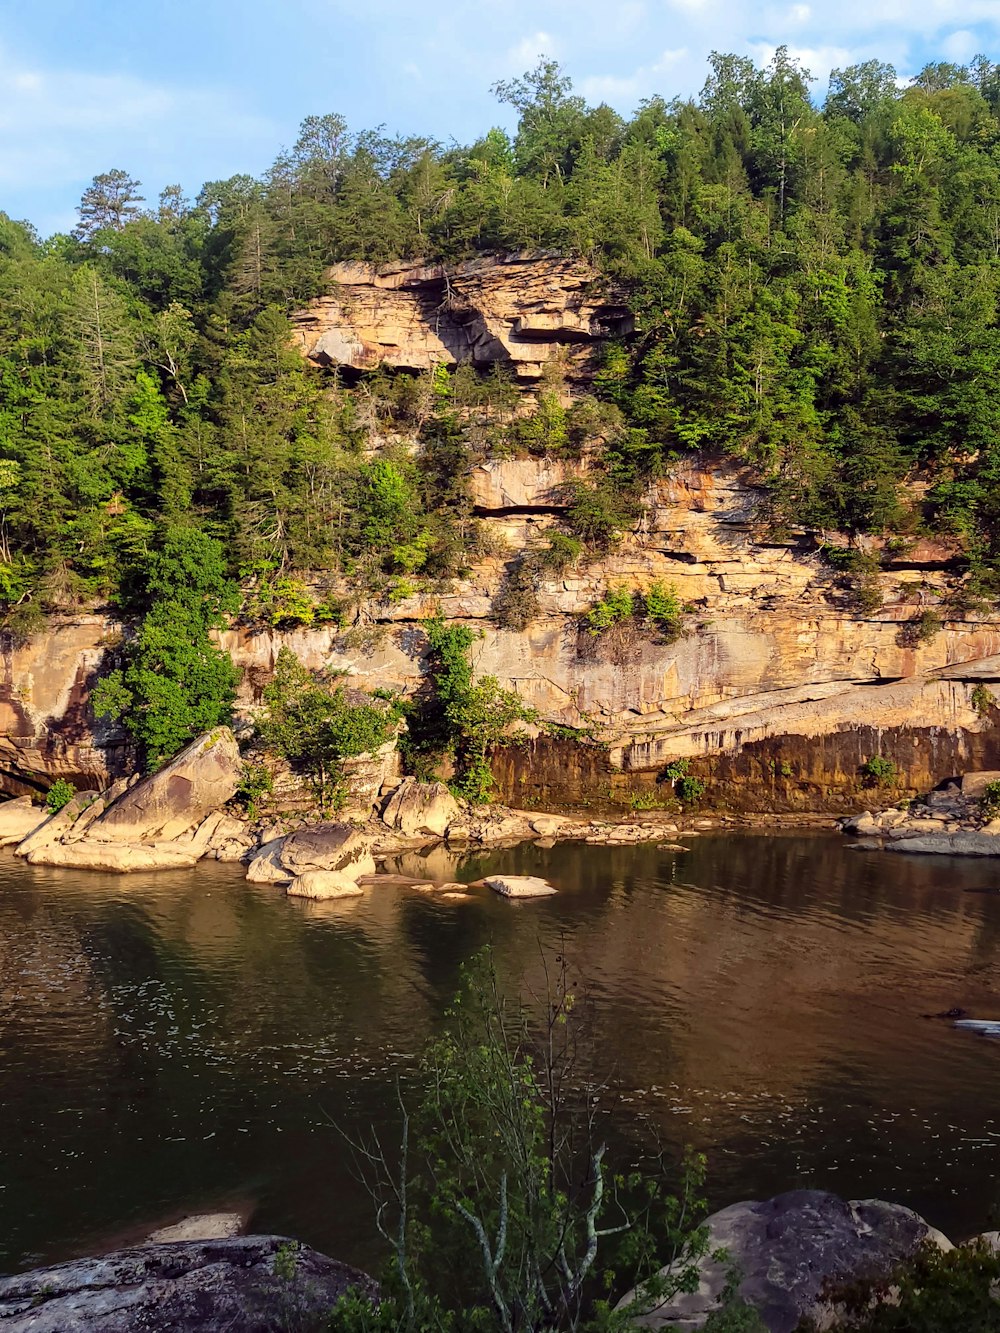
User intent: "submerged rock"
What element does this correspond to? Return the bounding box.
[616,1189,951,1332]
[0,1235,377,1332]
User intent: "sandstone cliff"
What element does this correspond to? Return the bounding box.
[290,252,632,385]
[5,451,999,811]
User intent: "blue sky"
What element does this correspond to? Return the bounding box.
[3,0,1000,236]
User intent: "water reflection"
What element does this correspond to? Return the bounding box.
[2,834,1000,1274]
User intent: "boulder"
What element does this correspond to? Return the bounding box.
[0,797,46,847]
[246,823,376,885]
[25,841,200,872]
[616,1190,951,1332]
[962,771,1000,799]
[381,778,461,838]
[485,875,557,898]
[86,728,241,844]
[886,831,1000,857]
[286,869,365,899]
[14,791,102,858]
[0,1235,377,1332]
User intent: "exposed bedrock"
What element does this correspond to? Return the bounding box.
[4,454,999,809]
[290,251,632,385]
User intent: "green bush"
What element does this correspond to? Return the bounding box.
[676,774,706,803]
[821,1240,1000,1331]
[45,778,76,813]
[981,780,1000,818]
[861,755,899,788]
[328,949,714,1331]
[258,647,399,810]
[972,684,996,716]
[585,585,635,634]
[235,763,274,819]
[641,580,686,642]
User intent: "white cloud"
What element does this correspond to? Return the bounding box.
[505,31,556,71]
[0,41,274,231]
[941,29,980,62]
[580,48,689,104]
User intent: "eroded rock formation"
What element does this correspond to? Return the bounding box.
[5,453,1000,810]
[291,252,632,385]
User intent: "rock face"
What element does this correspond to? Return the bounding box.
[618,1190,951,1332]
[291,252,632,386]
[10,453,1000,811]
[0,1235,377,1332]
[245,823,375,884]
[381,778,461,838]
[87,728,241,843]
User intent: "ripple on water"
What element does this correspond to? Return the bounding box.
[3,833,1000,1270]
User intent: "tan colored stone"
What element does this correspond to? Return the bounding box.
[962,771,1000,799]
[14,791,101,857]
[286,870,365,899]
[0,797,46,847]
[87,729,241,843]
[25,841,199,872]
[381,778,461,838]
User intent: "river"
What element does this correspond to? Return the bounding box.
[3,831,1000,1275]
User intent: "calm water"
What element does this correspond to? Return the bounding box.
[4,832,1000,1274]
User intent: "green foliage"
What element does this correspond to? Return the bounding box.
[676,775,707,803]
[91,528,239,769]
[980,780,1000,818]
[585,586,635,635]
[662,758,706,803]
[235,762,274,819]
[45,778,75,813]
[972,684,996,715]
[407,614,533,802]
[329,948,714,1331]
[7,49,1000,632]
[861,755,900,788]
[257,646,398,809]
[585,583,687,642]
[819,1240,1000,1332]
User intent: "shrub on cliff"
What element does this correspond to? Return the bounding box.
[257,646,401,810]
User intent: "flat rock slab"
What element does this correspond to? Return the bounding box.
[0,1235,377,1332]
[885,831,1000,857]
[485,875,557,898]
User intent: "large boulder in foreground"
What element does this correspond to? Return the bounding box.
[0,1235,377,1332]
[246,823,376,884]
[617,1190,951,1332]
[381,778,461,838]
[87,729,242,844]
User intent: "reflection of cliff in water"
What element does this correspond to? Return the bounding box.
[3,835,1000,1272]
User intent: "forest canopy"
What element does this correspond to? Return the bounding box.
[4,47,1000,633]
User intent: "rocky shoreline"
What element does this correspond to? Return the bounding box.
[3,1190,996,1332]
[841,768,1000,857]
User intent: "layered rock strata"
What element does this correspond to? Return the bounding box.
[291,252,632,385]
[3,455,1000,810]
